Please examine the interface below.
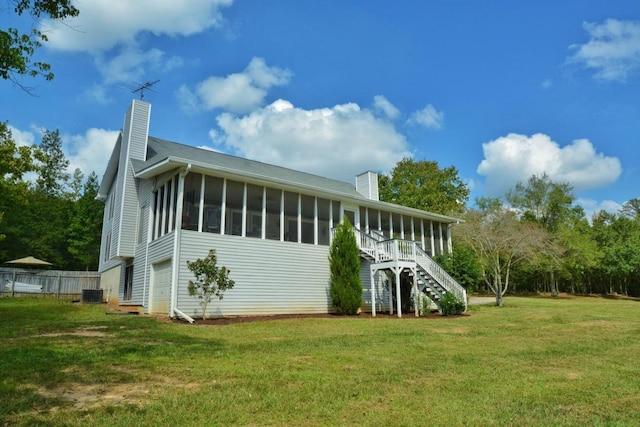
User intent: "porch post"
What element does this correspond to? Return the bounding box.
[395,266,402,318]
[413,267,419,317]
[430,221,435,256]
[370,266,376,317]
[387,271,393,315]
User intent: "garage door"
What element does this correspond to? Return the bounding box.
[150,260,172,314]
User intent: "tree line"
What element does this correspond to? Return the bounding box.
[380,158,640,303]
[0,123,103,270]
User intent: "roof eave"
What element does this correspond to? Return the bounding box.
[96,132,123,201]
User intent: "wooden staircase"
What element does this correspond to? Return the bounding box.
[351,228,467,314]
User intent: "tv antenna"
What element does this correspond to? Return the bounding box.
[132,80,159,100]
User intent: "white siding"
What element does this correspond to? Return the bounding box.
[114,100,151,259]
[99,184,121,274]
[175,231,331,317]
[129,178,154,305]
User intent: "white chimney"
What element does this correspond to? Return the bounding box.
[356,171,379,201]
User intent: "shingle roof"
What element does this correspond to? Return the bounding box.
[134,136,363,197]
[131,136,462,223]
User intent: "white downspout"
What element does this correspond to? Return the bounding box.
[174,307,194,323]
[170,164,191,321]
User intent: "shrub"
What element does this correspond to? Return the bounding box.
[187,249,235,319]
[329,217,362,315]
[439,291,466,316]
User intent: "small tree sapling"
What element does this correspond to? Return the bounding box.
[187,249,235,319]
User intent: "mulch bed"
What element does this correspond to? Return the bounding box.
[181,311,470,325]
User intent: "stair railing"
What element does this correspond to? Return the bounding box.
[340,227,467,309]
[413,245,467,308]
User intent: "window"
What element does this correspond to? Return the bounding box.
[156,185,164,238]
[203,176,224,234]
[380,211,391,238]
[368,208,379,233]
[150,175,179,240]
[246,184,263,238]
[225,180,244,235]
[332,201,341,227]
[300,195,315,244]
[265,188,281,240]
[182,173,202,231]
[284,191,298,242]
[424,220,433,256]
[317,198,330,245]
[392,213,402,239]
[123,264,133,301]
[415,218,424,248]
[104,232,111,262]
[108,194,115,220]
[403,215,413,241]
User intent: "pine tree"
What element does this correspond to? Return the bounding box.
[67,172,104,270]
[329,217,362,315]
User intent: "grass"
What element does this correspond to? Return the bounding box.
[1,296,639,426]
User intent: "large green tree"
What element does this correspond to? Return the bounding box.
[34,129,69,196]
[0,122,34,261]
[506,173,574,232]
[620,198,640,220]
[591,210,640,296]
[506,174,577,295]
[67,172,103,270]
[379,158,469,215]
[1,0,79,90]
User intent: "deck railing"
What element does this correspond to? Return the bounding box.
[342,229,466,307]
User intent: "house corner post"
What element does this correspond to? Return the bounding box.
[395,267,402,318]
[387,271,393,315]
[413,267,419,317]
[370,266,376,317]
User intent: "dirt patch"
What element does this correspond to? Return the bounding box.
[35,326,110,338]
[37,382,149,410]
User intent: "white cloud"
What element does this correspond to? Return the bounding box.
[42,0,234,53]
[211,99,411,182]
[408,104,444,129]
[95,45,183,85]
[569,19,640,81]
[8,125,36,147]
[82,84,112,105]
[65,129,120,176]
[373,95,400,119]
[541,79,553,89]
[477,133,622,196]
[245,57,291,88]
[577,198,622,221]
[6,126,118,183]
[180,57,292,114]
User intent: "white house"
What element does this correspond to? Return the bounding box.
[98,100,465,321]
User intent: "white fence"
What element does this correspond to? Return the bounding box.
[0,268,100,299]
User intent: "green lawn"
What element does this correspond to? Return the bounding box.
[1,296,639,426]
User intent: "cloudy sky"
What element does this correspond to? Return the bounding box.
[2,1,638,216]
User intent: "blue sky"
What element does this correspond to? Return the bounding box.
[2,1,639,216]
